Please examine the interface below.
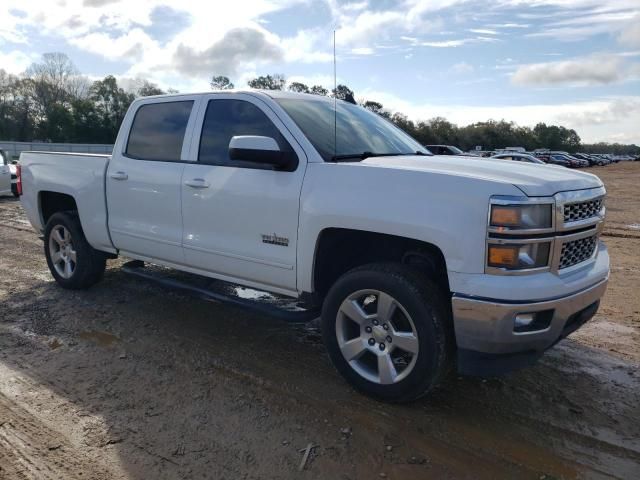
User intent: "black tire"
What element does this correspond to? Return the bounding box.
[321,263,453,403]
[44,211,106,289]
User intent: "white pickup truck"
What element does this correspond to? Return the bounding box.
[19,91,609,402]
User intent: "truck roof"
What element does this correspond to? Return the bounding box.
[135,89,342,104]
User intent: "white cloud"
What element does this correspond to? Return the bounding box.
[488,23,530,28]
[0,50,35,74]
[511,55,625,86]
[525,3,639,41]
[618,17,640,48]
[351,47,375,55]
[69,28,156,61]
[171,28,284,77]
[421,39,468,47]
[450,61,474,73]
[2,0,308,81]
[469,28,498,35]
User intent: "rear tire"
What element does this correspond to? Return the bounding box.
[321,263,453,403]
[44,211,106,289]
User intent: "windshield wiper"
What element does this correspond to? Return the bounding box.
[331,151,431,162]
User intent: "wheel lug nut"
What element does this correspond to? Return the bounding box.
[365,326,372,333]
[379,343,385,351]
[386,336,392,343]
[372,319,379,326]
[368,338,375,346]
[383,323,389,330]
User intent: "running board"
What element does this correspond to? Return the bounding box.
[121,261,319,323]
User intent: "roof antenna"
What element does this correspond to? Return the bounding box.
[333,29,337,159]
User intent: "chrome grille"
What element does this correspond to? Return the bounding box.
[559,235,597,269]
[564,198,603,223]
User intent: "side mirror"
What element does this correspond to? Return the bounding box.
[229,136,295,170]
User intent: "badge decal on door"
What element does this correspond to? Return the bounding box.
[261,233,289,247]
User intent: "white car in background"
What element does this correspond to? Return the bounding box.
[0,149,16,197]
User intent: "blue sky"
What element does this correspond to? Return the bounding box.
[1,0,639,143]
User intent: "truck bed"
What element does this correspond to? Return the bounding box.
[19,151,115,253]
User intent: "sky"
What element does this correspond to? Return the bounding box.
[1,0,639,144]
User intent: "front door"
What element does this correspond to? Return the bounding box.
[180,94,307,294]
[107,98,198,264]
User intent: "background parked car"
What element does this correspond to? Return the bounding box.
[550,152,588,168]
[534,153,571,167]
[573,153,603,166]
[490,153,546,164]
[425,145,478,156]
[0,149,14,197]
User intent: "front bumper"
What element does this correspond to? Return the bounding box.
[452,276,608,376]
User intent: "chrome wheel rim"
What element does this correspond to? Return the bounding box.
[336,290,419,385]
[49,225,76,279]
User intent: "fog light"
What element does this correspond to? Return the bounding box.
[514,313,535,329]
[513,310,554,333]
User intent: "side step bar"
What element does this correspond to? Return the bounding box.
[121,261,319,323]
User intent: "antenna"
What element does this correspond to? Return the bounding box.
[333,29,337,159]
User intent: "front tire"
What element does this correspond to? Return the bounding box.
[321,263,453,403]
[44,212,106,289]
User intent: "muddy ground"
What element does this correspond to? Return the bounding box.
[0,162,639,479]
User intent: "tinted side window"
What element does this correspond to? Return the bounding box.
[126,101,193,161]
[199,100,293,167]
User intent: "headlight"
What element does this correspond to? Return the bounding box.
[490,203,552,231]
[488,242,551,270]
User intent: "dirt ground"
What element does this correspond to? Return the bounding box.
[0,162,639,479]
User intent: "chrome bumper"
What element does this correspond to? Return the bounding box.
[452,277,608,354]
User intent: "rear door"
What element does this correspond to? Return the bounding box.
[0,151,11,194]
[106,97,199,264]
[180,93,307,294]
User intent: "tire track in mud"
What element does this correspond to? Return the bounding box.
[0,394,116,480]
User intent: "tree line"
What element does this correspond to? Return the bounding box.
[1,53,637,155]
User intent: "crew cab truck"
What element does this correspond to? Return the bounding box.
[19,91,609,402]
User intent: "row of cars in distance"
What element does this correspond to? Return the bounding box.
[425,145,639,168]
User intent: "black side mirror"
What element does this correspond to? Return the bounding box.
[229,136,296,170]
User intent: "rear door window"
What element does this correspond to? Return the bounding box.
[126,101,194,161]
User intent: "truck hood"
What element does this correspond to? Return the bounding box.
[361,155,603,196]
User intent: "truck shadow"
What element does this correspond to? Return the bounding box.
[1,264,639,479]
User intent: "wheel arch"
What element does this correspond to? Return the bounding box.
[39,191,79,226]
[309,228,450,304]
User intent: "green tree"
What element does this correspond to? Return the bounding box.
[210,75,234,90]
[362,100,383,113]
[332,84,356,104]
[136,80,165,97]
[248,74,286,90]
[288,82,310,93]
[89,75,135,143]
[310,85,328,96]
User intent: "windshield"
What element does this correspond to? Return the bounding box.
[448,146,464,155]
[275,97,428,161]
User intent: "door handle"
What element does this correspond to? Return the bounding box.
[184,178,210,189]
[110,171,128,181]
